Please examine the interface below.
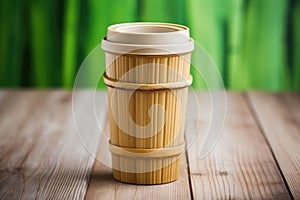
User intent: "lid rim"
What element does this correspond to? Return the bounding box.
[101,38,194,55]
[108,22,189,36]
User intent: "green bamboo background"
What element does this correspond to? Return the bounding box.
[0,0,299,90]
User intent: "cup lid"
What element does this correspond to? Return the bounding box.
[101,22,194,55]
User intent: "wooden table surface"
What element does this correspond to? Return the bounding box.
[0,90,299,200]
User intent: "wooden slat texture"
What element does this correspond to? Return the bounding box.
[85,115,191,200]
[248,92,300,199]
[186,92,290,199]
[1,90,300,199]
[0,90,8,101]
[0,90,107,199]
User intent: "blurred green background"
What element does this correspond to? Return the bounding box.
[0,0,299,90]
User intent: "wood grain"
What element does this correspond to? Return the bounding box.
[0,90,107,199]
[85,114,191,200]
[1,90,299,199]
[248,91,300,199]
[186,92,290,199]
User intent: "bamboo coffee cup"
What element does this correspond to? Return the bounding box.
[101,22,194,184]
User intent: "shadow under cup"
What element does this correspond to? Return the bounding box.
[102,22,194,184]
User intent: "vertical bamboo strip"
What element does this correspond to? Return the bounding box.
[155,58,161,182]
[164,58,171,181]
[156,92,162,183]
[136,57,143,183]
[141,58,146,182]
[0,0,9,86]
[170,56,177,182]
[293,1,300,90]
[226,0,245,89]
[140,0,185,24]
[243,0,288,90]
[148,58,155,180]
[140,0,170,22]
[62,0,80,88]
[0,0,23,86]
[186,0,223,89]
[128,57,136,148]
[29,0,60,87]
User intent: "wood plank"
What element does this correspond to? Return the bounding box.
[85,154,191,200]
[0,90,8,102]
[85,106,191,200]
[0,90,107,199]
[186,92,290,199]
[247,91,300,199]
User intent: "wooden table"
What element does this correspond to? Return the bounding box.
[0,90,299,199]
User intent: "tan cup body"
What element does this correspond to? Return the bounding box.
[102,23,193,184]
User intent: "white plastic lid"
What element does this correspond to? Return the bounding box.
[101,22,194,55]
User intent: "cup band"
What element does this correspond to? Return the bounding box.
[103,73,192,91]
[109,140,185,158]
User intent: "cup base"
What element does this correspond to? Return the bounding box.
[111,157,181,185]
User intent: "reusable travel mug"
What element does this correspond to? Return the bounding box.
[102,22,194,184]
